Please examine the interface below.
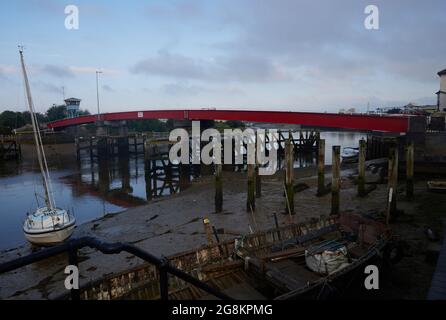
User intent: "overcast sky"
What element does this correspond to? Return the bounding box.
[0,0,445,114]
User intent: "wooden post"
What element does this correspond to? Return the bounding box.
[17,138,22,161]
[89,137,94,163]
[96,137,108,162]
[273,212,281,240]
[255,132,261,198]
[212,226,225,256]
[255,165,261,198]
[117,137,129,159]
[144,140,152,201]
[202,217,215,245]
[285,138,295,215]
[406,141,414,199]
[331,146,341,215]
[215,163,223,213]
[317,139,325,196]
[386,144,399,224]
[358,139,366,197]
[247,163,255,212]
[75,138,80,162]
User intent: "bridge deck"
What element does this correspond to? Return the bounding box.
[47,109,412,133]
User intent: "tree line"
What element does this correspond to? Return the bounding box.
[0,105,90,134]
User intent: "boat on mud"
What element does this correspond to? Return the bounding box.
[341,147,359,163]
[65,212,396,300]
[19,48,76,246]
[427,181,446,193]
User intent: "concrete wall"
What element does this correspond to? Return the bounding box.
[430,116,445,131]
[423,132,446,163]
[440,75,446,92]
[440,93,446,111]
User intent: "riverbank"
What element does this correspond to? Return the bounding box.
[0,162,445,300]
[20,143,77,167]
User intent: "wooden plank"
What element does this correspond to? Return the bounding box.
[258,246,305,261]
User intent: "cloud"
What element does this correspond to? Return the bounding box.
[214,54,292,82]
[0,65,18,74]
[131,50,291,83]
[102,85,115,92]
[214,0,446,84]
[131,51,206,79]
[68,66,119,75]
[161,82,209,96]
[33,81,63,94]
[26,0,63,15]
[145,1,203,20]
[41,65,75,78]
[39,65,119,78]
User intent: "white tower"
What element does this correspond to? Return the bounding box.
[436,69,446,112]
[64,97,81,118]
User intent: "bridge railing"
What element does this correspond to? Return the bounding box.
[0,237,232,301]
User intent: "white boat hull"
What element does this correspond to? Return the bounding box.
[24,224,75,246]
[341,147,359,163]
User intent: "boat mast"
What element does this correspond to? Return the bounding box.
[19,47,55,209]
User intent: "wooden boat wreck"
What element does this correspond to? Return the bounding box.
[67,212,395,300]
[427,181,446,193]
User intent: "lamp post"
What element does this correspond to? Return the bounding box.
[96,70,103,121]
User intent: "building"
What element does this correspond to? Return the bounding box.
[436,69,446,112]
[64,98,82,118]
[402,103,437,115]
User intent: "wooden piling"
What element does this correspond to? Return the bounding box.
[96,137,108,162]
[75,138,80,162]
[331,146,341,215]
[89,137,94,163]
[255,164,261,198]
[285,138,295,215]
[144,140,152,201]
[273,212,281,240]
[247,163,255,212]
[358,139,366,197]
[134,135,138,154]
[406,141,414,199]
[386,144,399,224]
[317,139,325,196]
[215,163,223,213]
[212,226,225,256]
[117,137,129,159]
[202,217,215,245]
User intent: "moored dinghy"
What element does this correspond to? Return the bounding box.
[341,147,359,163]
[19,47,76,246]
[427,181,446,193]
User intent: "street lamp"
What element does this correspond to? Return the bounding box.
[96,70,103,121]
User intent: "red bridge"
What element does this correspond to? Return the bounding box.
[46,109,415,133]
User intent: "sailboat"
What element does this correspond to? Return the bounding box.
[19,47,76,245]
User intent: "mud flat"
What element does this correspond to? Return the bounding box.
[0,164,445,300]
[19,143,77,167]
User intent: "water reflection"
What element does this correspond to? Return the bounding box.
[68,154,193,206]
[0,131,366,250]
[321,131,366,164]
